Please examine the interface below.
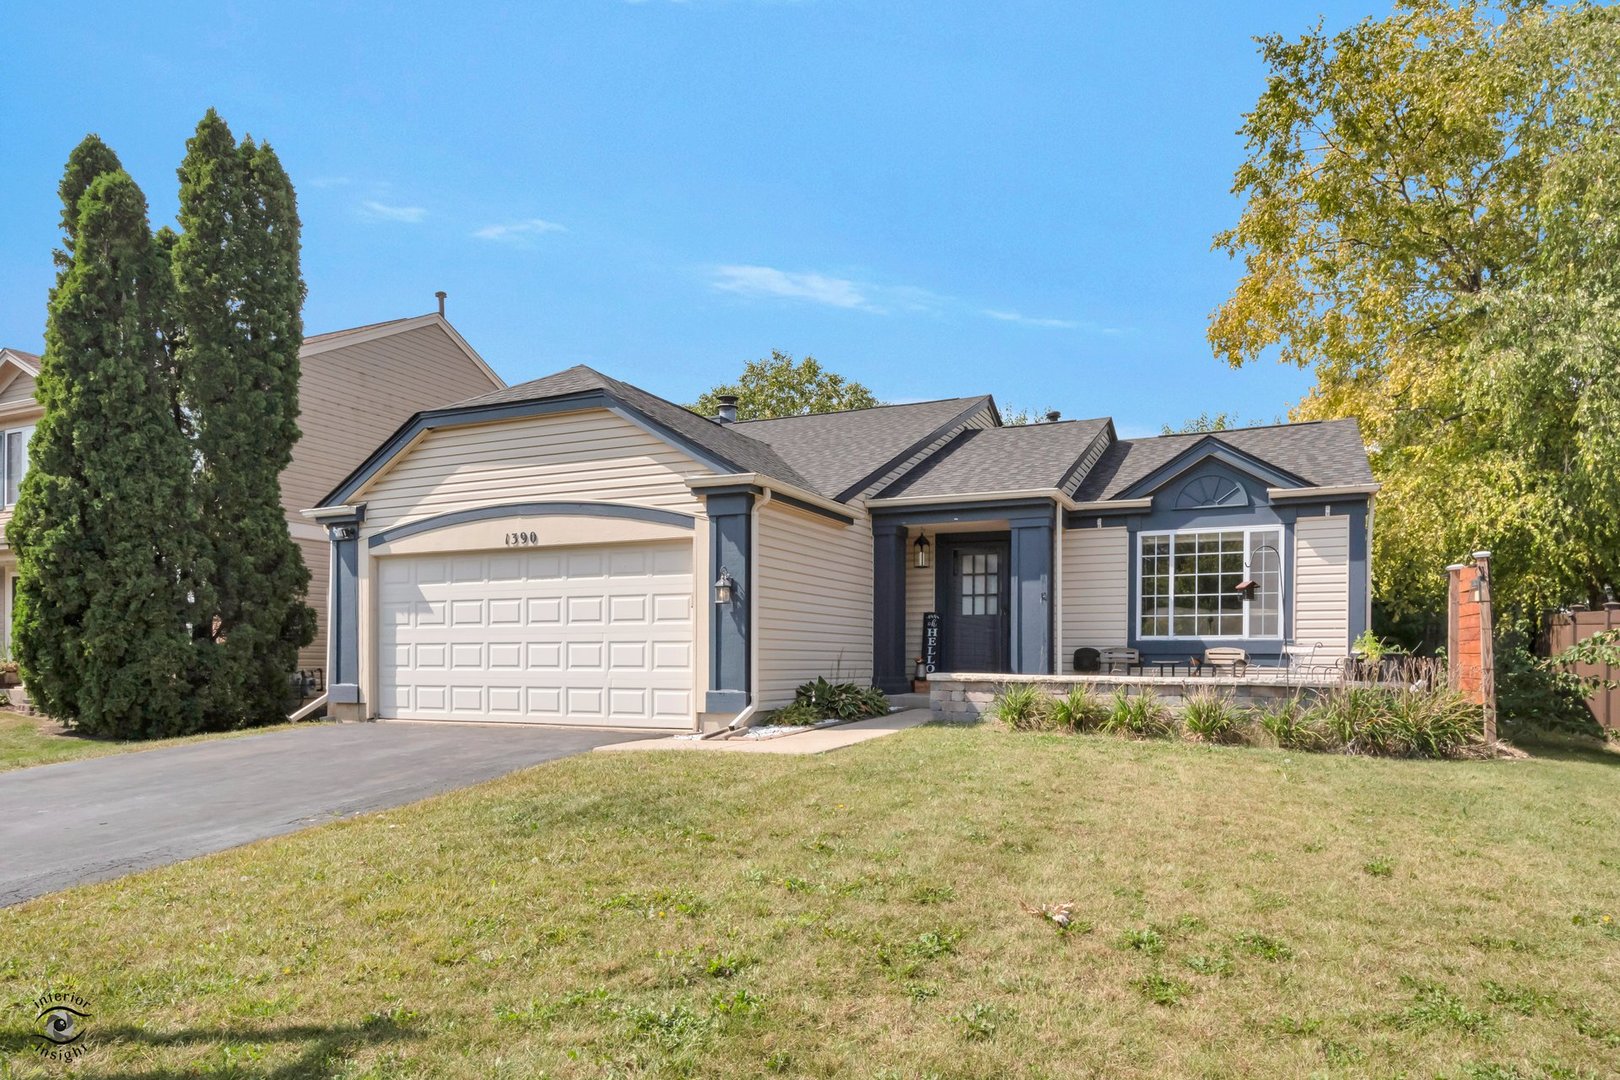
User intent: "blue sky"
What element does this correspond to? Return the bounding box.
[1,1,1382,436]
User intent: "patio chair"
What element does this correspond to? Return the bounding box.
[1097,646,1141,675]
[1202,647,1249,676]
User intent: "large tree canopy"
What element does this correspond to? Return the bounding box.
[691,351,878,421]
[1210,0,1620,622]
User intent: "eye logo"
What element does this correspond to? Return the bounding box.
[30,990,94,1061]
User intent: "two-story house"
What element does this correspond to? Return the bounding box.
[0,312,504,681]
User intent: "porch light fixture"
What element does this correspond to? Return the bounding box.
[713,567,736,606]
[913,534,932,569]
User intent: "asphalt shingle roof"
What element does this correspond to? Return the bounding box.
[877,419,1112,499]
[734,396,992,500]
[448,365,1372,506]
[1073,418,1373,501]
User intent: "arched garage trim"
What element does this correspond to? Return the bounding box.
[367,501,695,548]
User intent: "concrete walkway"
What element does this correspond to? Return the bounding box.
[0,722,640,907]
[595,707,933,755]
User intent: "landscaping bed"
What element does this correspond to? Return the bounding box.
[1,724,1616,1077]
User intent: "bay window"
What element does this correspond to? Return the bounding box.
[1138,526,1282,639]
[2,426,33,506]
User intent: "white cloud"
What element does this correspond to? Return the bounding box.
[360,200,426,223]
[473,218,568,242]
[983,308,1080,330]
[710,265,873,310]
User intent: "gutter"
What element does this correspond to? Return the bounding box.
[1265,484,1381,502]
[302,503,364,522]
[687,473,855,523]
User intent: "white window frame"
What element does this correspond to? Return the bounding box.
[0,425,33,508]
[1135,524,1286,640]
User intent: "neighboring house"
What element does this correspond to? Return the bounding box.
[309,365,1376,730]
[0,314,504,678]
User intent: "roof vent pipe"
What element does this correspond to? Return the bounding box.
[435,290,447,316]
[1044,410,1061,423]
[715,394,739,424]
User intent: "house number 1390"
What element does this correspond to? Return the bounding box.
[505,531,538,546]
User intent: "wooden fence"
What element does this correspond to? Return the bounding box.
[1544,605,1620,731]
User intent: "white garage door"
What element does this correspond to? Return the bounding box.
[377,541,695,728]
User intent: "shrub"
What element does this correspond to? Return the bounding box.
[792,677,888,721]
[767,701,824,726]
[1303,686,1481,757]
[1048,685,1105,732]
[1100,688,1171,737]
[1258,696,1331,750]
[990,684,1050,731]
[1181,689,1243,743]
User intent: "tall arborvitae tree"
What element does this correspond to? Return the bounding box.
[172,110,313,728]
[9,157,199,736]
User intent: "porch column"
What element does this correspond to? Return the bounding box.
[324,506,366,721]
[705,490,754,713]
[1009,508,1055,674]
[873,520,910,694]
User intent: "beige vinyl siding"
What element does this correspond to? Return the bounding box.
[754,501,874,707]
[1294,515,1351,656]
[904,557,935,672]
[283,323,501,516]
[0,372,37,406]
[358,408,707,535]
[1061,526,1130,665]
[295,534,330,675]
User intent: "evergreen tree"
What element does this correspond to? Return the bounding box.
[9,159,199,736]
[172,110,313,727]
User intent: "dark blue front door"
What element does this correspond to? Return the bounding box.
[941,539,1010,672]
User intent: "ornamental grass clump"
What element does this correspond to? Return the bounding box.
[990,684,1049,731]
[1300,686,1482,758]
[1180,689,1244,743]
[1048,685,1106,732]
[1101,689,1172,738]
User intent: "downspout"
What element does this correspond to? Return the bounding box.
[704,488,773,739]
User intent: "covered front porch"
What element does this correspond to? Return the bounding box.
[871,498,1058,695]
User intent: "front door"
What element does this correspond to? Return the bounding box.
[942,539,1010,672]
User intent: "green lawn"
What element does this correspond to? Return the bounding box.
[2,724,1617,1078]
[0,710,301,772]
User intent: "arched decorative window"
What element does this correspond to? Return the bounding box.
[1175,475,1246,510]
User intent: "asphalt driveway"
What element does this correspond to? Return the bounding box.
[0,721,641,906]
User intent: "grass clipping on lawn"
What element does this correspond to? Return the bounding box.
[2,726,1618,1077]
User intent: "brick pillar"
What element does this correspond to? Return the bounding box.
[1447,552,1496,742]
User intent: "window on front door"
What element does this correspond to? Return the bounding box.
[960,551,1000,616]
[2,426,33,507]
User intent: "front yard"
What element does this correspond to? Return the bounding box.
[0,711,299,772]
[2,723,1617,1078]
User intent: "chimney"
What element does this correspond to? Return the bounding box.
[435,290,447,317]
[715,394,739,424]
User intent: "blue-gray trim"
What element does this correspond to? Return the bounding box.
[1118,438,1309,501]
[319,389,745,508]
[873,520,910,693]
[325,508,365,708]
[870,497,1057,530]
[1085,458,1372,664]
[834,396,996,502]
[1009,508,1056,675]
[367,501,695,548]
[771,491,856,525]
[705,489,754,713]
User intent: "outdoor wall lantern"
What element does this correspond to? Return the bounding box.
[713,567,736,606]
[914,534,932,569]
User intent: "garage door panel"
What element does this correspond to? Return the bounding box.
[379,541,693,729]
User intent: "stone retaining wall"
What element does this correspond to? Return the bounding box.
[929,673,1336,721]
